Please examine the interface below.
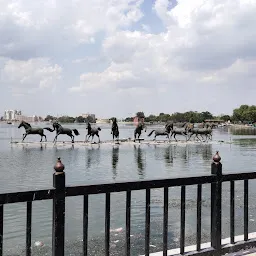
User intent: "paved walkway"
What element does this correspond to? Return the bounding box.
[226,248,256,255]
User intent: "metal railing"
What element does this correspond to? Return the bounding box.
[0,153,256,256]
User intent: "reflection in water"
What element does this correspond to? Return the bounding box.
[134,145,145,178]
[111,146,119,180]
[164,145,173,167]
[86,145,100,168]
[194,144,213,160]
[233,138,256,148]
[230,127,256,135]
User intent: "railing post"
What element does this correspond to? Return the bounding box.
[211,151,222,252]
[52,157,66,256]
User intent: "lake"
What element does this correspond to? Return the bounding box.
[1,123,256,255]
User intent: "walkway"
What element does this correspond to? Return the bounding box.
[140,233,256,256]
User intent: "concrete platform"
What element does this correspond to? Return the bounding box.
[140,232,256,256]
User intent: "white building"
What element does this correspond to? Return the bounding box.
[4,110,22,120]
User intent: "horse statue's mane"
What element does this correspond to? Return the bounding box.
[22,121,31,127]
[53,121,62,130]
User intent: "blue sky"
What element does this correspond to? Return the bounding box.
[1,0,256,119]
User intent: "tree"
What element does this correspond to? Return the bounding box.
[76,116,86,123]
[136,112,145,118]
[44,115,55,121]
[220,115,231,122]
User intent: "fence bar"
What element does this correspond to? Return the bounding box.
[125,190,131,256]
[230,181,235,244]
[26,201,32,256]
[0,204,3,256]
[52,158,66,256]
[163,187,168,256]
[83,195,88,256]
[196,184,202,251]
[180,185,186,254]
[211,155,222,251]
[105,193,110,256]
[244,180,248,241]
[145,189,151,256]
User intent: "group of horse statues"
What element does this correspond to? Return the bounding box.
[17,118,215,143]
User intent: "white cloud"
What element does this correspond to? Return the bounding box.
[0,0,144,59]
[1,0,256,116]
[1,58,62,95]
[71,0,256,96]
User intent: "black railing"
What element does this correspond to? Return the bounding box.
[0,153,256,256]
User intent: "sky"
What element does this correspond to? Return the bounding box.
[0,0,256,119]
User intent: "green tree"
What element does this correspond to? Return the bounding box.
[44,115,56,121]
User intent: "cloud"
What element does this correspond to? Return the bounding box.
[71,0,256,95]
[1,0,256,117]
[1,58,62,95]
[0,0,144,59]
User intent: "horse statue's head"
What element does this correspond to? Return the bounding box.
[18,120,31,129]
[165,122,173,132]
[52,121,61,131]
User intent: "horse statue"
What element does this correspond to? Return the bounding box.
[134,122,147,142]
[85,122,101,143]
[48,121,80,143]
[111,118,119,141]
[170,123,190,142]
[148,122,174,141]
[187,123,214,142]
[18,121,53,142]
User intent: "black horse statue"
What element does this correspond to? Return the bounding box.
[170,123,189,142]
[134,122,147,142]
[18,121,52,142]
[111,118,119,141]
[85,122,101,143]
[187,124,214,142]
[48,121,80,143]
[148,122,173,141]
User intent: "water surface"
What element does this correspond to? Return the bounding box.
[1,123,256,255]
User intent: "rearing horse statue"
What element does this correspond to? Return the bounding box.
[111,118,119,141]
[134,122,147,142]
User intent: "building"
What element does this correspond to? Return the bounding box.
[15,115,38,122]
[4,110,22,121]
[81,113,96,122]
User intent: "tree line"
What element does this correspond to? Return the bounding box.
[44,115,96,123]
[42,105,256,124]
[124,105,256,123]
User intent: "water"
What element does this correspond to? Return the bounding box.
[1,123,256,255]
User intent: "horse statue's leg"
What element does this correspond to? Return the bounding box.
[174,133,178,142]
[22,133,28,142]
[53,133,59,143]
[96,133,100,143]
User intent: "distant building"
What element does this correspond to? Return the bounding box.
[81,113,96,122]
[15,115,38,122]
[4,110,22,120]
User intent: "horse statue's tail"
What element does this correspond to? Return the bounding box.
[43,127,55,132]
[148,130,155,137]
[98,127,101,131]
[72,129,80,136]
